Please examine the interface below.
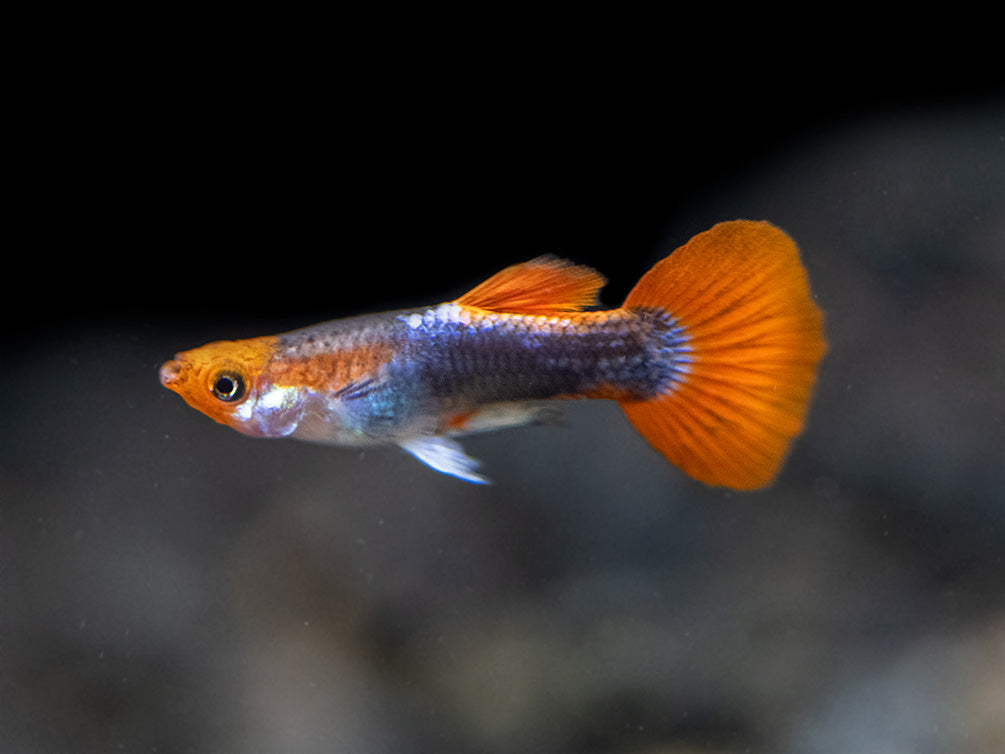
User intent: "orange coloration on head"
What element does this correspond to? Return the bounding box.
[160,221,825,488]
[267,342,397,396]
[160,336,278,434]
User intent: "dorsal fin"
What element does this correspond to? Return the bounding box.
[455,256,606,315]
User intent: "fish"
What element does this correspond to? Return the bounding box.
[160,220,826,489]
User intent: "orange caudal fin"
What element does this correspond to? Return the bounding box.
[456,256,606,314]
[620,220,827,490]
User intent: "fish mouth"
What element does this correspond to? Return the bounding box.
[159,359,184,387]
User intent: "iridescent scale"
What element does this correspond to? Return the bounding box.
[394,303,690,405]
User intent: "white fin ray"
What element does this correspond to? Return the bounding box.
[398,435,490,484]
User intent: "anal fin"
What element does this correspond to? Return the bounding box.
[444,402,561,436]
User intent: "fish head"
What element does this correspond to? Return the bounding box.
[160,336,289,437]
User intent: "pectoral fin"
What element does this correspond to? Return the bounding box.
[399,435,490,484]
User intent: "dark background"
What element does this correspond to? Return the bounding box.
[3,19,1004,754]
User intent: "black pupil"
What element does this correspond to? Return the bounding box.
[212,372,244,401]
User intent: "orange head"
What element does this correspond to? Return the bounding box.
[160,336,280,436]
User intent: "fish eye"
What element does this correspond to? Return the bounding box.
[211,370,246,402]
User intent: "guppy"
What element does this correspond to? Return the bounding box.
[160,220,826,489]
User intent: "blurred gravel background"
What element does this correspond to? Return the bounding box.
[3,28,1004,754]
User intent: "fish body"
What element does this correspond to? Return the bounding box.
[161,220,826,488]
